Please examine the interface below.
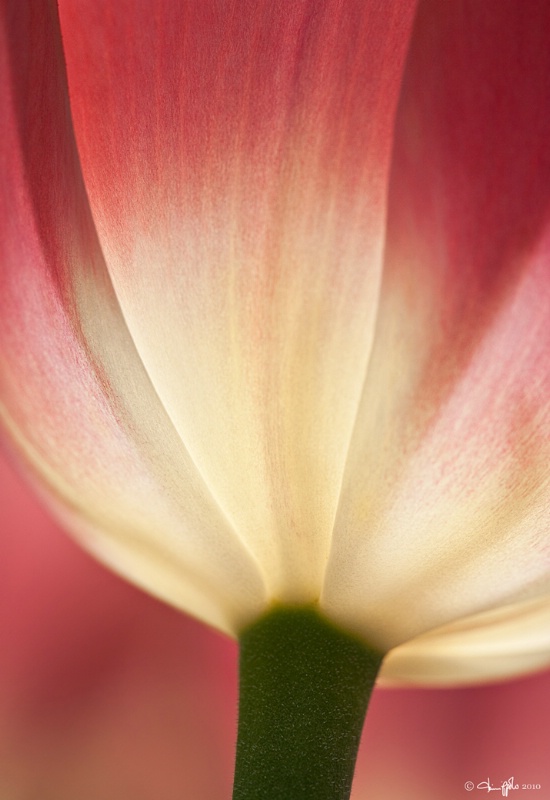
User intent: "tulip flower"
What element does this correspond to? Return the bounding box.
[1,0,550,797]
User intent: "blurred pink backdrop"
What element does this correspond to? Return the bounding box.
[1,446,549,800]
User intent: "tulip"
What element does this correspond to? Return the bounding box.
[1,1,550,797]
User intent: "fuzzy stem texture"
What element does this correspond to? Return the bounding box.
[232,605,383,800]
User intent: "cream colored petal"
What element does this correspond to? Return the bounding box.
[322,220,550,652]
[381,596,550,686]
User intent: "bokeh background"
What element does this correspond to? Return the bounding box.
[1,446,549,800]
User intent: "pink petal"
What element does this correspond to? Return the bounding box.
[323,0,550,672]
[0,1,265,633]
[58,0,416,601]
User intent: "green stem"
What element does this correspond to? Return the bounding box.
[232,605,383,800]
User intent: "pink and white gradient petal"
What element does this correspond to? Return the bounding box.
[0,1,265,635]
[58,0,416,603]
[323,0,550,676]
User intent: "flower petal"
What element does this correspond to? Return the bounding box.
[383,596,550,686]
[323,0,550,668]
[58,0,417,602]
[0,1,265,633]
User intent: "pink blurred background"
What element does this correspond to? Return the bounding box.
[1,446,549,800]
